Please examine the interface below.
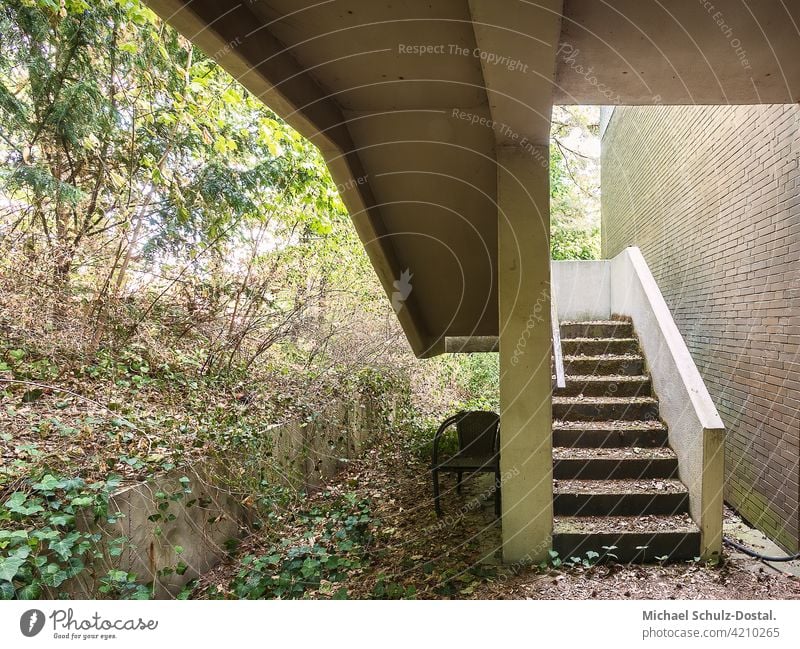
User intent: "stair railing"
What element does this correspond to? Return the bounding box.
[551,283,566,389]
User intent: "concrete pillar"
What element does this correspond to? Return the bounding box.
[497,145,552,564]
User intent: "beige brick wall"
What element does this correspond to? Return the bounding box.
[602,105,800,551]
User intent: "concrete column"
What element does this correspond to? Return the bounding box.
[497,145,552,564]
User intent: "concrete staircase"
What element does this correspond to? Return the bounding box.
[551,317,701,562]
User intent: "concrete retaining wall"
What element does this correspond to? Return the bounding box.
[64,396,392,598]
[609,248,725,559]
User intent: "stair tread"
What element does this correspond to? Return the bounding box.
[557,374,649,382]
[564,353,642,360]
[560,320,631,325]
[561,337,638,343]
[554,478,687,494]
[553,419,667,430]
[553,513,698,535]
[553,396,657,404]
[553,447,676,460]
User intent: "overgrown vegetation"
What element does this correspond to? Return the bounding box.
[0,0,600,599]
[0,473,124,599]
[550,106,601,260]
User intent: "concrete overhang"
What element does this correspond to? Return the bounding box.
[556,0,800,105]
[145,0,800,357]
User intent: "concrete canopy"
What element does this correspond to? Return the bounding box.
[146,0,800,357]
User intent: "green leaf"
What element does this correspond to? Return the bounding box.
[17,583,42,600]
[49,514,75,527]
[50,532,80,561]
[0,556,25,582]
[32,529,60,542]
[0,581,14,600]
[5,492,44,515]
[0,529,28,543]
[32,474,64,492]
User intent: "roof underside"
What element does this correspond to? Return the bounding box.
[146,0,800,357]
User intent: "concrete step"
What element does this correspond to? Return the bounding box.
[553,479,690,516]
[553,447,678,480]
[560,321,634,339]
[553,421,669,448]
[554,374,651,397]
[552,514,701,562]
[553,396,660,422]
[562,337,639,356]
[564,355,644,376]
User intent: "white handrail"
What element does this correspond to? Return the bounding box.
[551,284,566,389]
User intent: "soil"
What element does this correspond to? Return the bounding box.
[553,420,666,430]
[553,396,657,404]
[198,439,800,600]
[554,479,687,494]
[553,514,697,534]
[553,447,675,459]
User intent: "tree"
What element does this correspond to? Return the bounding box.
[550,106,601,260]
[0,0,366,363]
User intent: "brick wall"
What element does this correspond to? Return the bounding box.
[602,105,800,551]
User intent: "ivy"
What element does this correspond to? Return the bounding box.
[229,493,374,600]
[0,472,143,600]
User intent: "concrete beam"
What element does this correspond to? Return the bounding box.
[469,0,565,146]
[444,337,498,353]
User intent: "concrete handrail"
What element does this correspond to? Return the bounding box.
[609,247,725,559]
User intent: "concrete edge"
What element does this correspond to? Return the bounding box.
[619,247,725,558]
[623,248,725,432]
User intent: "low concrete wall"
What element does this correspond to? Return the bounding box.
[552,249,726,558]
[63,467,249,599]
[270,396,395,490]
[609,248,725,559]
[552,260,611,322]
[63,396,393,598]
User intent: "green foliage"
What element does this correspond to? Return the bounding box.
[451,354,499,411]
[550,107,601,260]
[541,549,563,569]
[97,569,152,600]
[371,576,417,599]
[550,222,601,260]
[0,472,143,599]
[565,550,600,568]
[0,0,353,354]
[229,493,374,599]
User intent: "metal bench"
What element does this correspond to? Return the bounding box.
[431,410,501,518]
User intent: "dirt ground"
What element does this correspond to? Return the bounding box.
[476,555,800,600]
[200,438,800,600]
